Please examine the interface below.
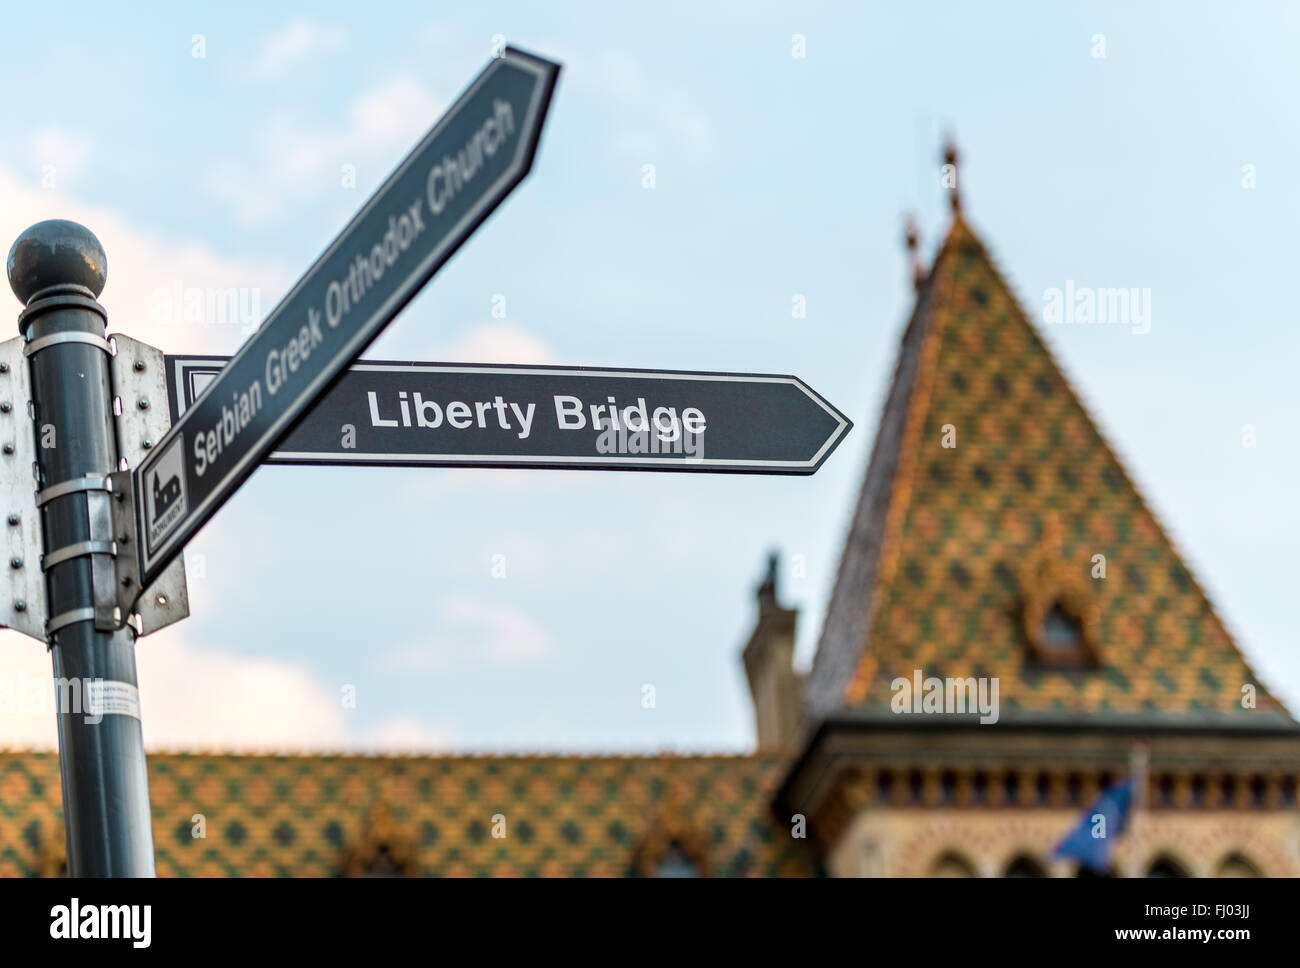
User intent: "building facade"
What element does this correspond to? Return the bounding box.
[768,201,1300,877]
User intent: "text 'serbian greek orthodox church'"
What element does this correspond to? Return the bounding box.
[3,156,1297,877]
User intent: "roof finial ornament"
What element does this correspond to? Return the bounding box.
[757,550,779,607]
[904,214,925,291]
[941,136,961,214]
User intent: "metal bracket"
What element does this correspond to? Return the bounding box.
[24,330,113,358]
[108,334,189,637]
[36,474,113,506]
[107,470,141,621]
[0,336,47,641]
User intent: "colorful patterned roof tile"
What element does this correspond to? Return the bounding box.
[0,750,819,877]
[806,215,1291,725]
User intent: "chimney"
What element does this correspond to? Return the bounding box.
[741,552,803,753]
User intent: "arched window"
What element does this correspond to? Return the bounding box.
[1076,865,1116,878]
[653,842,700,878]
[339,802,420,877]
[360,845,406,877]
[631,794,711,878]
[929,851,978,878]
[1041,603,1083,652]
[1003,855,1047,877]
[1216,853,1261,878]
[1147,855,1190,877]
[1017,520,1102,666]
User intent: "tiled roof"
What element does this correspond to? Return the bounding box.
[0,750,819,877]
[807,215,1291,724]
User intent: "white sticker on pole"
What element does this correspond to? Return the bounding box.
[86,680,142,721]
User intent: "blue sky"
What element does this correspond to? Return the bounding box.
[1,2,1297,751]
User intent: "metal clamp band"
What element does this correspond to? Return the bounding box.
[42,540,115,572]
[46,606,97,636]
[17,290,106,335]
[24,331,113,358]
[35,474,111,507]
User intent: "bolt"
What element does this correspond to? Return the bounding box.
[0,362,9,373]
[14,600,25,612]
[137,398,149,410]
[9,557,21,569]
[118,533,129,545]
[142,439,153,450]
[114,491,124,502]
[2,444,12,455]
[6,514,17,526]
[133,359,146,372]
[0,402,10,413]
[121,576,133,588]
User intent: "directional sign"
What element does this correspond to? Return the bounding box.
[165,356,852,473]
[126,48,559,590]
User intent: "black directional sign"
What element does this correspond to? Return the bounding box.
[165,356,852,473]
[128,48,560,589]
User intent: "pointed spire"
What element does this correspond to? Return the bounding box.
[757,550,779,607]
[904,214,925,291]
[942,136,961,214]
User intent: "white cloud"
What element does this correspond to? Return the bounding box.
[0,621,472,754]
[594,50,716,163]
[428,322,557,364]
[251,18,346,79]
[0,630,353,754]
[348,77,441,146]
[206,75,443,226]
[0,165,288,355]
[0,633,62,748]
[29,129,90,183]
[136,636,349,751]
[358,714,459,753]
[386,597,554,673]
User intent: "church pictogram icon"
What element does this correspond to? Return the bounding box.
[144,436,189,548]
[152,472,182,517]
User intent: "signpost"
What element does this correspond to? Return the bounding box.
[4,42,853,877]
[127,47,559,592]
[164,356,851,473]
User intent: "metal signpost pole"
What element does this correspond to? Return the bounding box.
[0,46,845,879]
[8,221,155,877]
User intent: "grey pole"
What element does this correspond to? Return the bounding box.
[7,220,155,877]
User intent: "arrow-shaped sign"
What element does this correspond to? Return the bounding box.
[122,48,559,592]
[165,356,852,473]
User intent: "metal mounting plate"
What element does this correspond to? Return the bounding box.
[109,334,189,636]
[0,336,46,641]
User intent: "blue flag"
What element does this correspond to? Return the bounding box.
[1052,778,1134,873]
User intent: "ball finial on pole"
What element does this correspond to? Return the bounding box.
[6,219,107,305]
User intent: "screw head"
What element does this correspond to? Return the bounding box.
[6,514,17,526]
[14,599,25,612]
[0,402,11,413]
[9,556,21,568]
[2,443,13,455]
[121,576,133,587]
[7,220,107,304]
[0,362,9,373]
[133,359,145,371]
[142,439,153,450]
[137,398,149,410]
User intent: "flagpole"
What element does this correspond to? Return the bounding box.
[1129,739,1149,877]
